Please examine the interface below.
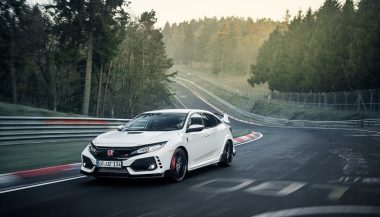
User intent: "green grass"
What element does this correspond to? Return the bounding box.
[0,141,89,173]
[0,102,82,117]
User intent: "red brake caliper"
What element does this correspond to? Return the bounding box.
[170,155,176,170]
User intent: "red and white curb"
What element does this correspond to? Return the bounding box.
[0,163,81,186]
[233,131,263,146]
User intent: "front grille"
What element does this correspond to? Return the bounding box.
[97,168,129,174]
[94,146,138,159]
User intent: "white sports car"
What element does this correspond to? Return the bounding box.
[80,109,235,182]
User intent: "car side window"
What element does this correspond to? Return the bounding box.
[214,115,222,125]
[202,113,220,128]
[188,113,203,126]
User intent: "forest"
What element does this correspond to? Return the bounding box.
[0,0,174,117]
[2,0,380,118]
[163,17,280,74]
[249,0,380,92]
[164,0,380,93]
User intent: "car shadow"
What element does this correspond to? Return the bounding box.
[80,164,230,188]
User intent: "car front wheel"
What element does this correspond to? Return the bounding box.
[169,148,187,182]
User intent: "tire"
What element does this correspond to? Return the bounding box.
[218,141,233,167]
[169,148,188,182]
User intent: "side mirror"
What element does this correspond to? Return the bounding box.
[186,124,204,133]
[117,125,124,131]
[222,113,230,124]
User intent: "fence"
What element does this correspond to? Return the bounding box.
[0,117,130,146]
[269,89,380,112]
[189,74,380,112]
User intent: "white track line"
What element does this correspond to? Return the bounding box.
[0,176,86,194]
[174,95,187,109]
[251,205,380,217]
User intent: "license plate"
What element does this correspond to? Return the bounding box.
[97,160,122,168]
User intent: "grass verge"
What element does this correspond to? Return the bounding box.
[0,141,89,174]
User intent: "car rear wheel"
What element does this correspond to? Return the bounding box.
[218,141,233,167]
[169,148,187,182]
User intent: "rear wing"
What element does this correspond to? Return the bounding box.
[213,112,230,124]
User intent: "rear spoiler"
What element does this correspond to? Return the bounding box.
[213,112,230,124]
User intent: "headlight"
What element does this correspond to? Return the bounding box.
[131,142,166,155]
[88,142,97,155]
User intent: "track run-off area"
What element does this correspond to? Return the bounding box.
[1,81,380,217]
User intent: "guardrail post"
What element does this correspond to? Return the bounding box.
[369,90,373,112]
[304,93,308,106]
[344,91,348,110]
[267,92,272,103]
[333,93,336,110]
[296,93,299,104]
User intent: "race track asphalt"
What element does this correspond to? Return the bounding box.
[0,82,380,217]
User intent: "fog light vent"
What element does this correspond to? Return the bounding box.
[130,157,157,171]
[82,155,94,169]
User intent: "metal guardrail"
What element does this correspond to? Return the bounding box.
[176,77,380,128]
[0,117,130,145]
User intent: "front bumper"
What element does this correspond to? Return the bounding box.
[80,146,173,178]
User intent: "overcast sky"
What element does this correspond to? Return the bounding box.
[28,0,346,28]
[129,0,329,27]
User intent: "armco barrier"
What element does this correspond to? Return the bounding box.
[0,117,130,145]
[176,77,380,129]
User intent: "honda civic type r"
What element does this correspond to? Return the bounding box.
[80,109,235,182]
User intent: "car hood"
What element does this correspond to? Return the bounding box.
[92,130,180,147]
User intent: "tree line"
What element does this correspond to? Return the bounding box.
[163,17,279,74]
[248,0,380,92]
[0,0,174,117]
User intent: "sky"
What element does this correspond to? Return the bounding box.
[127,0,329,27]
[28,0,342,28]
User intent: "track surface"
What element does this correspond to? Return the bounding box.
[1,82,380,217]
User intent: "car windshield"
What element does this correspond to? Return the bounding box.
[122,113,188,131]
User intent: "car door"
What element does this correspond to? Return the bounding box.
[201,113,224,159]
[185,113,209,167]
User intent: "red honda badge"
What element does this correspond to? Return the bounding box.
[107,149,114,157]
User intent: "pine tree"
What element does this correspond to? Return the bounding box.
[349,0,380,89]
[47,0,128,116]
